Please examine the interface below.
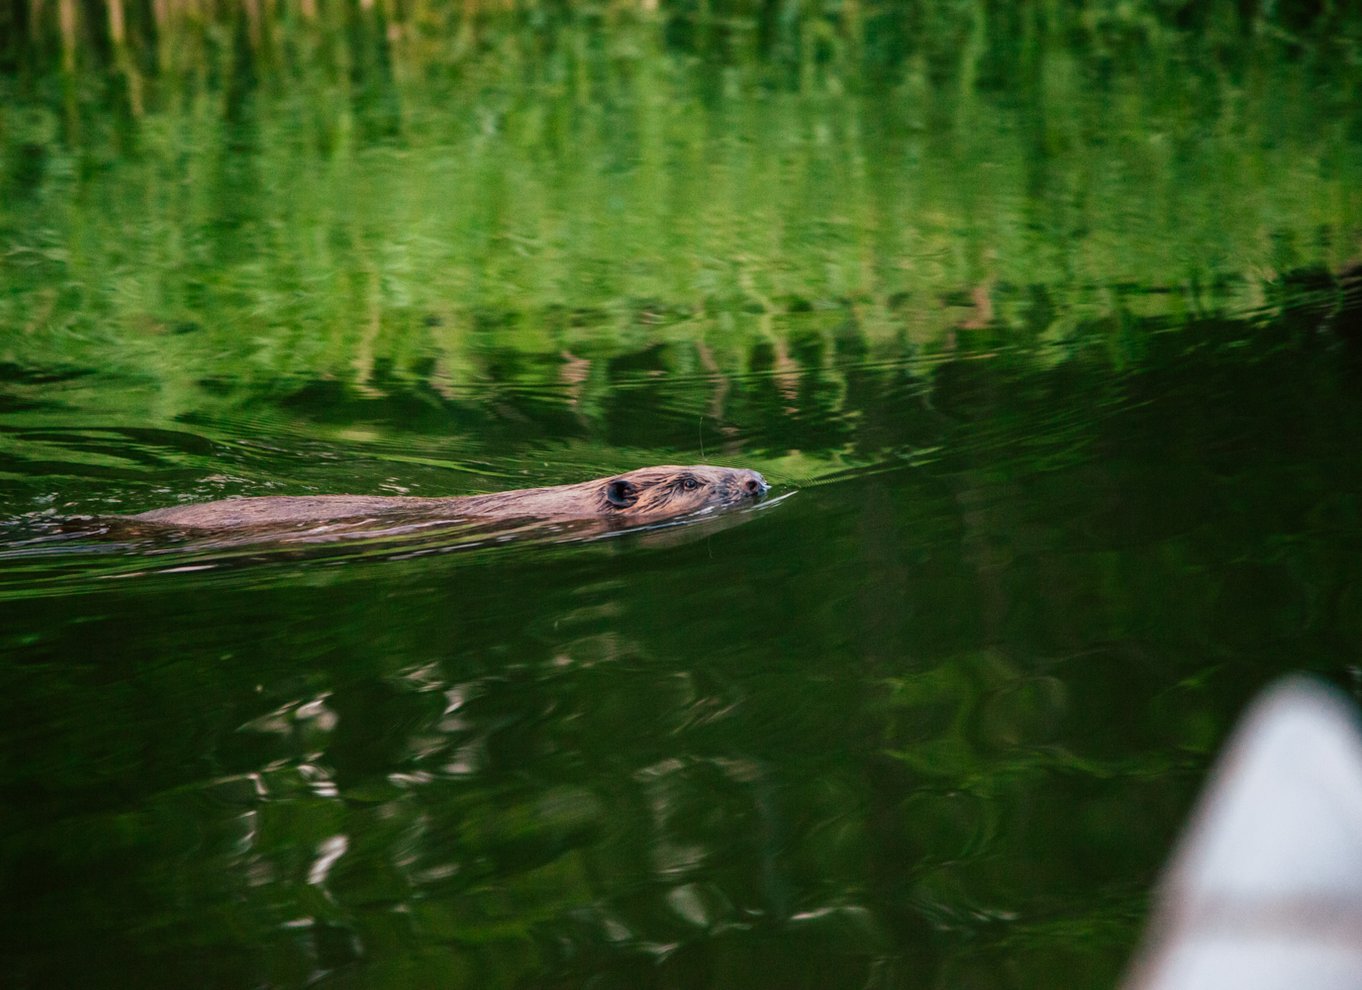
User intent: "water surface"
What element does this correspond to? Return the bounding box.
[3,13,1362,988]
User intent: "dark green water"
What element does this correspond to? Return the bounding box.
[3,15,1362,988]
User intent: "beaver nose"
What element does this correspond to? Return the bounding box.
[741,472,769,497]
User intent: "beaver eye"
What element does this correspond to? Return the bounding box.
[681,478,700,492]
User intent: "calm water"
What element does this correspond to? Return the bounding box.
[3,19,1362,989]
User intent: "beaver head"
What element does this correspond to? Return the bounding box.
[597,465,769,517]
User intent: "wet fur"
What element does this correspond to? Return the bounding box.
[126,465,768,531]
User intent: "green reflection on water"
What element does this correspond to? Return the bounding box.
[3,9,1359,407]
[2,6,1362,989]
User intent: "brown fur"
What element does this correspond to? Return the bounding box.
[126,465,769,531]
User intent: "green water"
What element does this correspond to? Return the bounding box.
[3,7,1362,988]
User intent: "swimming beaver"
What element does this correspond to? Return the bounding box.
[127,465,769,531]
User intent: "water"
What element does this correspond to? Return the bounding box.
[3,15,1362,989]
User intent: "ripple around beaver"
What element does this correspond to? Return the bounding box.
[0,485,794,596]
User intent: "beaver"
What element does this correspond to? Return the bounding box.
[125,465,769,532]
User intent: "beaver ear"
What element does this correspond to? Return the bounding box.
[605,479,639,508]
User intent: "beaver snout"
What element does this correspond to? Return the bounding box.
[739,471,769,497]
